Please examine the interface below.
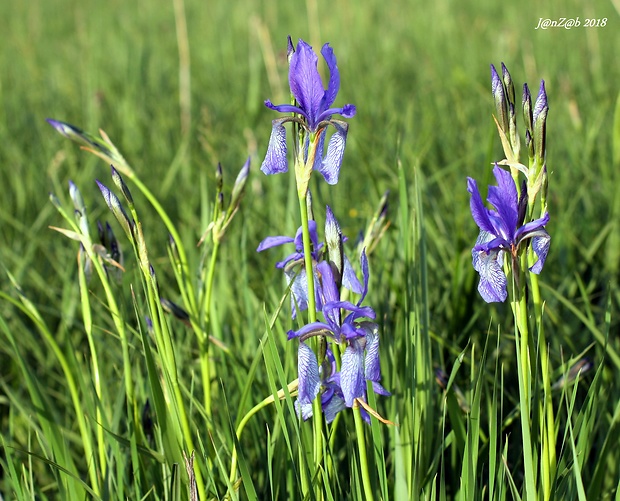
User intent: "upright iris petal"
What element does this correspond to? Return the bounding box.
[261,38,356,185]
[467,165,551,302]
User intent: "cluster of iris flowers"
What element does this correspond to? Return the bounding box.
[258,38,389,422]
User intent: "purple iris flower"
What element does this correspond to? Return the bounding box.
[261,38,356,185]
[257,221,363,318]
[288,252,389,414]
[467,165,551,303]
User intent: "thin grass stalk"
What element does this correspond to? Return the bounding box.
[0,296,83,498]
[228,380,299,485]
[77,251,107,481]
[55,196,143,493]
[148,271,207,498]
[172,0,191,137]
[3,277,99,496]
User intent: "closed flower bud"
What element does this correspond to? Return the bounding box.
[111,165,134,206]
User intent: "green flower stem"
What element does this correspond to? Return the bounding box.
[353,403,374,501]
[297,192,325,475]
[509,264,537,501]
[200,238,221,417]
[529,262,556,501]
[526,154,555,499]
[297,197,317,322]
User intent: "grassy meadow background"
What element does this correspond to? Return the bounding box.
[1,0,620,499]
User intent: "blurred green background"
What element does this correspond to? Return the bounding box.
[2,0,618,341]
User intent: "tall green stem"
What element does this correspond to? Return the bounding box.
[509,265,537,500]
[201,239,220,418]
[297,192,325,486]
[530,265,556,501]
[353,404,374,501]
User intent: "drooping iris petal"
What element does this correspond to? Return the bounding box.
[286,267,323,319]
[473,249,507,303]
[364,327,381,383]
[297,342,320,405]
[472,231,507,303]
[261,118,289,175]
[310,128,328,175]
[316,120,349,185]
[530,232,551,274]
[341,339,366,407]
[295,400,314,420]
[323,394,346,423]
[372,381,391,397]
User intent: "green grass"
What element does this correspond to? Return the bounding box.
[1,0,619,499]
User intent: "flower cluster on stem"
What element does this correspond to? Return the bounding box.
[260,37,388,422]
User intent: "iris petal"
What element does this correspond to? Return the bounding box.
[311,128,328,174]
[261,118,289,175]
[295,400,314,420]
[530,232,550,274]
[288,321,334,341]
[256,235,294,252]
[321,43,340,110]
[342,254,363,294]
[364,327,381,382]
[323,395,346,423]
[487,166,518,236]
[467,178,497,235]
[515,212,550,243]
[297,342,320,405]
[472,247,507,303]
[289,40,324,129]
[316,120,348,185]
[341,340,365,406]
